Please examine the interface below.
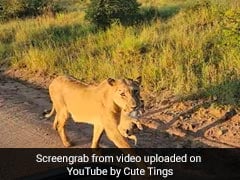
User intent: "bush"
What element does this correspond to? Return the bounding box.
[0,0,23,20]
[220,9,240,48]
[0,0,60,21]
[85,0,141,29]
[20,0,56,17]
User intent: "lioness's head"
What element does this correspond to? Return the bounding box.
[108,76,143,114]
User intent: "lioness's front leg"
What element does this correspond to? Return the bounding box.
[91,124,104,148]
[120,129,138,145]
[103,119,131,148]
[105,127,131,148]
[127,135,137,145]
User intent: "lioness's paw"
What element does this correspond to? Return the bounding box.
[132,136,137,146]
[53,125,57,130]
[63,141,72,147]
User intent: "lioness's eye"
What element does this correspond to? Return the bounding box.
[120,93,126,97]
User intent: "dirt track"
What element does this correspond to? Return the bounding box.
[0,75,238,148]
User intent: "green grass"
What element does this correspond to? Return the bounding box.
[0,0,240,105]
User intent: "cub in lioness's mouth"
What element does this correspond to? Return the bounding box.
[45,75,144,148]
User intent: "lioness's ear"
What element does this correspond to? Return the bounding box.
[136,76,142,85]
[107,78,116,86]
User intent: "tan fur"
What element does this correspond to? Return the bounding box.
[45,75,143,148]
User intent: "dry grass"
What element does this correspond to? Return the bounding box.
[0,0,239,105]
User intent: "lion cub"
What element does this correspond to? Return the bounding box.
[118,110,143,145]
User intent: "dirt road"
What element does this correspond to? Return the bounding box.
[0,76,100,148]
[0,75,238,148]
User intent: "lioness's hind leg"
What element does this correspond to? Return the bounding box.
[52,104,60,130]
[53,114,58,130]
[51,100,63,130]
[57,110,71,147]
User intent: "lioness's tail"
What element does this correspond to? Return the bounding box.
[44,106,55,118]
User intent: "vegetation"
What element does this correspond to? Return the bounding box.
[0,0,239,105]
[85,0,140,29]
[0,0,61,20]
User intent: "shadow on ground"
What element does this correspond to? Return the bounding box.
[138,4,182,23]
[140,87,239,148]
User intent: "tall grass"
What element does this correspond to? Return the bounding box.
[0,0,239,105]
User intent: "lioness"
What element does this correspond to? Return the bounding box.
[45,76,143,148]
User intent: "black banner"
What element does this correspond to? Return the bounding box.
[0,148,240,180]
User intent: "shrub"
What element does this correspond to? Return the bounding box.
[85,0,141,29]
[20,0,56,17]
[0,0,60,21]
[0,0,24,20]
[220,9,240,48]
